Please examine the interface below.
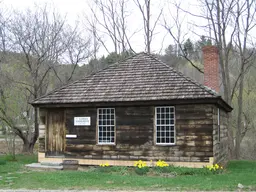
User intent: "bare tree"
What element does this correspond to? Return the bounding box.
[3,6,67,152]
[165,0,256,158]
[86,0,135,54]
[0,5,93,153]
[232,0,256,158]
[162,1,204,73]
[60,25,92,83]
[134,0,162,53]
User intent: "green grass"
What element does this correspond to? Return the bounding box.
[0,155,256,190]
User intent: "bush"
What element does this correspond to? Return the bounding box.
[134,160,149,175]
[4,154,17,161]
[98,162,111,173]
[135,167,149,175]
[0,159,6,165]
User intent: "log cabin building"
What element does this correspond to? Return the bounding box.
[31,46,232,168]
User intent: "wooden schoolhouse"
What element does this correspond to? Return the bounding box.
[32,46,232,167]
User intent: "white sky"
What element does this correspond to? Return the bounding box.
[1,0,204,56]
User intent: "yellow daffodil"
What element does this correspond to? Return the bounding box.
[156,160,169,167]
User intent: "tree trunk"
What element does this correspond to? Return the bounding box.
[33,107,39,145]
[146,0,150,53]
[19,107,39,154]
[235,64,245,159]
[22,140,35,154]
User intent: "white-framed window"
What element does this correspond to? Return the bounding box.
[97,108,115,144]
[155,106,175,145]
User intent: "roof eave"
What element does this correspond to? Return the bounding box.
[31,97,232,112]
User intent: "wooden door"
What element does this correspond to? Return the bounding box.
[46,110,65,156]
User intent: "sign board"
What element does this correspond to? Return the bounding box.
[66,134,77,138]
[74,117,91,126]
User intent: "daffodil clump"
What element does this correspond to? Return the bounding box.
[155,160,169,167]
[206,164,223,173]
[134,160,149,175]
[99,163,110,167]
[134,160,147,168]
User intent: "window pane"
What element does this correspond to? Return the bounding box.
[98,108,115,144]
[155,106,175,144]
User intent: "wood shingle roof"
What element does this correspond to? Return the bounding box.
[32,52,231,110]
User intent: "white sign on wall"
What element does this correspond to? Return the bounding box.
[74,117,91,126]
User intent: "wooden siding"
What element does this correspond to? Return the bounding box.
[38,109,46,153]
[213,107,228,165]
[39,104,215,163]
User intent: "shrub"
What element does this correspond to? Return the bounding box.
[0,159,6,165]
[134,160,149,175]
[98,163,111,173]
[135,167,149,175]
[4,154,17,161]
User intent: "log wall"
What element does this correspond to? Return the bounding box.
[39,104,216,162]
[212,107,228,165]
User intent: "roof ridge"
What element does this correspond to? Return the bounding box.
[32,53,143,103]
[144,52,219,97]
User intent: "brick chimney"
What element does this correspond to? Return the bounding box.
[202,46,219,93]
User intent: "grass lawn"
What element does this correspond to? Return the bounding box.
[0,155,256,190]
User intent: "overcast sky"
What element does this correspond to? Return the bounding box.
[1,0,201,56]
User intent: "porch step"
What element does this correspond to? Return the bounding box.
[25,163,63,170]
[40,161,63,166]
